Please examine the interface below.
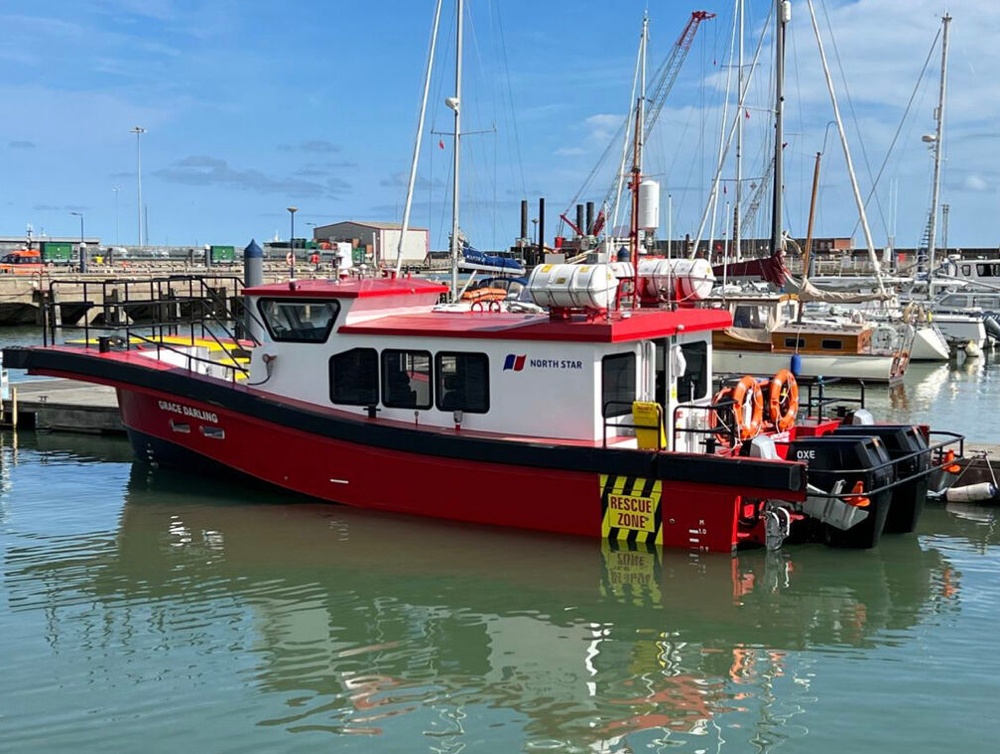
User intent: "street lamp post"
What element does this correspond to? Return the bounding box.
[112,186,120,250]
[287,206,298,278]
[130,126,147,252]
[70,211,86,273]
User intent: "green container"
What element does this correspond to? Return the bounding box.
[209,245,235,263]
[39,241,73,264]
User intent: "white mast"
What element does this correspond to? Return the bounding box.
[734,0,745,261]
[448,0,464,302]
[926,13,951,283]
[806,0,885,295]
[395,0,445,276]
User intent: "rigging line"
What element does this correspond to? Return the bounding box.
[396,0,445,273]
[706,0,741,259]
[611,20,646,234]
[692,2,771,254]
[820,0,888,239]
[492,1,527,201]
[847,25,942,244]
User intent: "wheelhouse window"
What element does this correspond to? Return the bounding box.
[435,352,489,413]
[382,349,432,409]
[330,348,378,406]
[258,298,339,343]
[677,341,709,402]
[732,305,763,328]
[602,353,636,418]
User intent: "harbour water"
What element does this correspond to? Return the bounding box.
[2,329,1000,752]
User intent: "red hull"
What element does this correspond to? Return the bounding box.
[117,387,759,552]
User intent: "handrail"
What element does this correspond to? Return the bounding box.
[42,274,262,384]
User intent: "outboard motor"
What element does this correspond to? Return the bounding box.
[787,434,895,549]
[833,424,931,534]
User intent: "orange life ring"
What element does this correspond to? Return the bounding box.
[768,368,799,432]
[731,374,764,440]
[709,387,737,445]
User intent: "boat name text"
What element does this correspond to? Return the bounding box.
[527,359,583,370]
[158,400,219,424]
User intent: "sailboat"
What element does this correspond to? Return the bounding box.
[0,1,967,554]
[708,0,918,381]
[898,14,988,357]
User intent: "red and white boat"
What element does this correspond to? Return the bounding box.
[2,260,965,553]
[2,3,965,554]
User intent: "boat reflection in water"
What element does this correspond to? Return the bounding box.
[11,460,962,750]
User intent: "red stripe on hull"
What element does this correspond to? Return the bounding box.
[117,388,746,552]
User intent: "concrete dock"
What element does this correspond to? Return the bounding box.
[2,379,122,433]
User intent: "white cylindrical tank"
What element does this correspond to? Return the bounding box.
[528,264,619,310]
[608,261,635,280]
[638,179,660,231]
[637,258,715,302]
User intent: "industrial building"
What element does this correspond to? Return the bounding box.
[311,221,429,267]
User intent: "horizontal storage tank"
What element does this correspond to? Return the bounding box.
[608,261,635,279]
[528,264,619,310]
[637,258,716,303]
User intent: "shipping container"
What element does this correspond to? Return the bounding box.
[39,241,73,264]
[209,245,236,264]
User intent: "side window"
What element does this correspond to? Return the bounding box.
[435,352,489,414]
[821,339,843,350]
[677,341,708,402]
[330,348,378,406]
[258,298,340,343]
[382,349,432,409]
[602,353,636,418]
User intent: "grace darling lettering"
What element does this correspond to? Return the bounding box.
[158,400,219,424]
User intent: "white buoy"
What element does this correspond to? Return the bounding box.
[944,482,998,503]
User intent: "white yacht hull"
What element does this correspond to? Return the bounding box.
[714,350,896,383]
[910,325,951,361]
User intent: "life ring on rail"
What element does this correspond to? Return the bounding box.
[731,374,764,440]
[768,368,799,432]
[709,387,737,445]
[285,251,294,266]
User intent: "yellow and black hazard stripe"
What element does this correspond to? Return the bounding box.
[599,539,663,607]
[600,474,662,546]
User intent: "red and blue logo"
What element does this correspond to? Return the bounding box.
[503,354,526,371]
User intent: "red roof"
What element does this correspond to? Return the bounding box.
[340,307,732,343]
[244,276,449,300]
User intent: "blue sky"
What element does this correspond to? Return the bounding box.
[1,0,997,252]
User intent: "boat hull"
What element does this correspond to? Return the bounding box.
[713,349,895,383]
[108,381,804,554]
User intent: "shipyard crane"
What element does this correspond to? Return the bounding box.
[559,10,715,239]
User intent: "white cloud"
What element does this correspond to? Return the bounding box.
[963,174,990,192]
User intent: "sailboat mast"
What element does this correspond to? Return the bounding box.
[770,0,789,257]
[926,13,951,279]
[396,0,444,276]
[449,0,464,302]
[628,17,648,307]
[734,0,745,261]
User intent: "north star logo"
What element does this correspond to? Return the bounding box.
[503,354,526,371]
